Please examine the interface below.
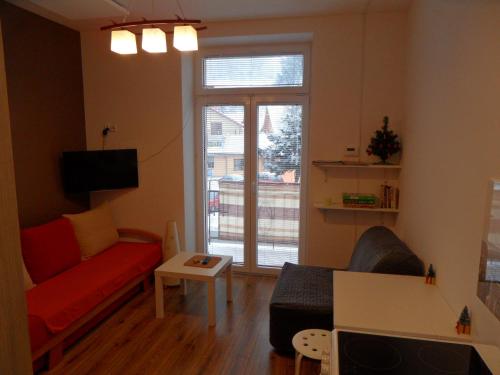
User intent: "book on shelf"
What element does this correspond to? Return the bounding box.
[380,183,399,209]
[342,193,377,208]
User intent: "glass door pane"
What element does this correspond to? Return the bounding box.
[203,105,245,265]
[256,104,302,267]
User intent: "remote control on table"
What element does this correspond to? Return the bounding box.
[201,256,211,265]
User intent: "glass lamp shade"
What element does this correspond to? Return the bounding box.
[173,25,198,51]
[111,30,137,54]
[142,28,167,53]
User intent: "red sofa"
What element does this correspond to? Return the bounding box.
[21,218,162,371]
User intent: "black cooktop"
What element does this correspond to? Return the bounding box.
[338,331,493,374]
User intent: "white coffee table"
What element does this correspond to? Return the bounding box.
[154,252,233,326]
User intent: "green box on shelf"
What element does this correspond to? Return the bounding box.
[342,193,378,207]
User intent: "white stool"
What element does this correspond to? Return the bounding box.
[292,329,331,375]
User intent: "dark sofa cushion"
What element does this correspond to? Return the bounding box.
[269,226,424,353]
[348,226,424,276]
[269,262,333,352]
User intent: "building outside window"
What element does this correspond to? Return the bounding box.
[207,155,215,169]
[208,140,224,147]
[233,158,244,171]
[211,122,222,135]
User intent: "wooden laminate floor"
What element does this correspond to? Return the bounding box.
[43,275,320,375]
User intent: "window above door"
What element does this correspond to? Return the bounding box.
[195,44,310,95]
[203,54,304,89]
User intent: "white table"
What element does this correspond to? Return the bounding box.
[154,252,233,326]
[334,271,469,341]
[331,272,500,374]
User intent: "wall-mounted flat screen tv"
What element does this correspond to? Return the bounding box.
[62,149,138,193]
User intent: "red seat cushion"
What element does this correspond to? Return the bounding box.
[21,217,81,284]
[26,241,161,334]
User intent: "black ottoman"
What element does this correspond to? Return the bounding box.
[269,262,333,353]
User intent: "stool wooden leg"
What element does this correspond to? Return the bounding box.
[294,351,303,375]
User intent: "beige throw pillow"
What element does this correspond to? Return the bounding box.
[64,202,119,259]
[23,260,35,290]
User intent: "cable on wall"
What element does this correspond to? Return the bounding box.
[357,0,369,160]
[354,0,370,245]
[98,116,190,164]
[139,116,191,164]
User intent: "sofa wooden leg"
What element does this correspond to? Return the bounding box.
[48,343,63,369]
[142,278,150,291]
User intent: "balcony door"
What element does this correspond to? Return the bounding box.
[198,96,307,274]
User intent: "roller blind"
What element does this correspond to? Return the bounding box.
[203,54,304,89]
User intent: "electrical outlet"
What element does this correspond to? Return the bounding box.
[344,145,359,157]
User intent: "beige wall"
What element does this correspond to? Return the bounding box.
[398,0,500,345]
[80,33,186,247]
[81,11,407,267]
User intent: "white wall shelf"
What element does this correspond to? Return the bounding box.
[313,160,401,220]
[312,161,401,170]
[314,202,399,214]
[312,161,401,183]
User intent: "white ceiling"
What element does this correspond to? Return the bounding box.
[8,0,410,30]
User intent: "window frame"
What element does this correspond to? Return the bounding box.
[195,44,310,96]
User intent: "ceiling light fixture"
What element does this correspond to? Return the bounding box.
[173,25,198,51]
[110,29,137,54]
[142,27,167,53]
[102,18,206,55]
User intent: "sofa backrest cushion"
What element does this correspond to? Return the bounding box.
[64,202,119,259]
[21,217,81,284]
[348,226,424,276]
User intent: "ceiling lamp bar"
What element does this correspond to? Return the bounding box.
[100,18,202,31]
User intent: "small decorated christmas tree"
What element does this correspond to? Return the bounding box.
[425,264,436,285]
[366,116,401,164]
[456,306,471,334]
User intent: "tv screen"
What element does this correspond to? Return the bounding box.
[62,149,138,193]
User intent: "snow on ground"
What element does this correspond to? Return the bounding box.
[208,239,298,267]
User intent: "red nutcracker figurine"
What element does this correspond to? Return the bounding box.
[425,264,436,285]
[456,306,471,335]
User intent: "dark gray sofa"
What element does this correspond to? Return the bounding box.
[269,226,424,353]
